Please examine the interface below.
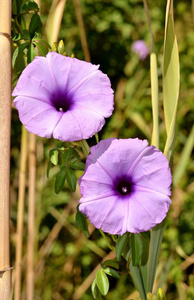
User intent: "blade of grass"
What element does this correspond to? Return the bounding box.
[129,259,147,300]
[143,0,159,148]
[148,0,179,293]
[163,0,180,165]
[148,221,164,292]
[0,1,12,298]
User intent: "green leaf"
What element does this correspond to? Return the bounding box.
[102,259,119,270]
[33,41,47,56]
[49,149,58,165]
[55,167,67,194]
[91,278,98,299]
[130,233,143,266]
[22,1,39,12]
[63,148,73,165]
[47,160,52,178]
[163,0,180,163]
[69,161,85,171]
[129,259,147,300]
[12,42,29,68]
[12,0,22,15]
[148,221,164,293]
[71,148,81,160]
[150,52,159,148]
[139,232,150,295]
[96,269,109,296]
[76,210,89,238]
[27,43,37,64]
[103,267,120,279]
[29,13,41,35]
[66,168,77,192]
[115,232,129,260]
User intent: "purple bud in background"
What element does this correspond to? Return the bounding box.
[132,40,149,60]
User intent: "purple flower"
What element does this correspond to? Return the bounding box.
[79,138,172,235]
[132,40,149,60]
[12,52,114,142]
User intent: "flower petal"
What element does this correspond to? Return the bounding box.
[125,186,171,233]
[14,96,61,138]
[79,194,126,235]
[13,56,53,98]
[53,108,106,141]
[79,138,172,235]
[86,138,148,177]
[13,53,114,141]
[131,146,172,195]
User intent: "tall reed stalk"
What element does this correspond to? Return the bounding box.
[45,0,67,45]
[14,126,28,300]
[0,0,12,298]
[73,0,90,62]
[27,133,36,300]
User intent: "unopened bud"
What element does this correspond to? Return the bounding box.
[51,42,57,52]
[157,288,165,300]
[58,40,65,54]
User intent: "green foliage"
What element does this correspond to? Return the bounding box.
[11,0,194,299]
[76,208,90,238]
[48,145,85,193]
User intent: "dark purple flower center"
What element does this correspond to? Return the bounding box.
[114,176,134,196]
[52,90,73,112]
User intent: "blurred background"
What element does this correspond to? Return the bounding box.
[11,0,194,299]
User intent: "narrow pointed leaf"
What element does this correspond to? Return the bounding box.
[148,221,164,292]
[63,148,73,165]
[102,259,119,270]
[115,232,129,260]
[96,269,109,296]
[49,149,58,165]
[150,52,159,148]
[130,233,143,266]
[66,168,77,192]
[69,161,85,171]
[129,259,147,300]
[163,0,180,163]
[76,210,89,238]
[33,41,47,56]
[29,12,41,34]
[27,43,37,64]
[91,278,98,299]
[55,167,67,194]
[12,42,29,68]
[103,267,120,279]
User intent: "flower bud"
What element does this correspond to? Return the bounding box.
[58,40,65,54]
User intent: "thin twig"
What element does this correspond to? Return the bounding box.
[72,0,91,62]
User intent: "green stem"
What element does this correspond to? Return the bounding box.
[99,229,114,251]
[80,139,90,156]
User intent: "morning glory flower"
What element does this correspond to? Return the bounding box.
[12,52,114,142]
[79,138,172,235]
[132,40,149,60]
